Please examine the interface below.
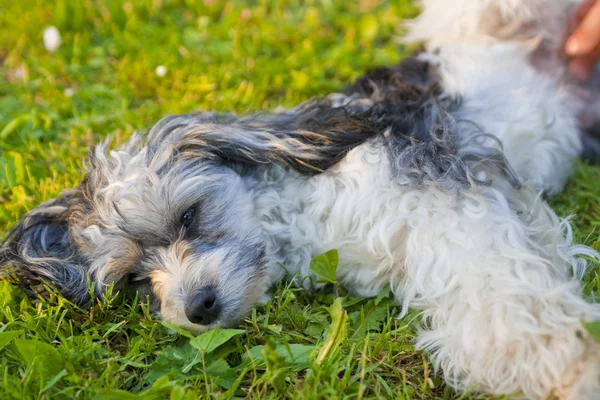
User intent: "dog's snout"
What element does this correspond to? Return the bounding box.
[185,286,221,325]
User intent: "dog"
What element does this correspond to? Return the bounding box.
[2,0,600,398]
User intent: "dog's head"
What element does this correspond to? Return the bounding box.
[0,119,269,331]
[0,101,378,331]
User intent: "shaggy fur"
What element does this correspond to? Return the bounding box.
[2,0,600,398]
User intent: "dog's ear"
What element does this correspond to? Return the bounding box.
[0,191,92,306]
[146,105,380,175]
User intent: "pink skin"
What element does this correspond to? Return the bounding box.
[565,0,600,80]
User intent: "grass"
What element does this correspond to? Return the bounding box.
[0,0,599,398]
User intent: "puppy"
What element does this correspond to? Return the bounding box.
[2,0,600,398]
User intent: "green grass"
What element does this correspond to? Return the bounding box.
[0,0,599,398]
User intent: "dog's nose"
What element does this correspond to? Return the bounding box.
[185,286,221,325]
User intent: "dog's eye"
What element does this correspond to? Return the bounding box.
[180,207,196,228]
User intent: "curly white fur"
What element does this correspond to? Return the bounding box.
[254,136,600,399]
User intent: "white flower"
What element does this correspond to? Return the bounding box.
[155,65,167,77]
[43,26,62,52]
[13,67,25,79]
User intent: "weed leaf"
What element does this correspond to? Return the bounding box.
[148,344,199,382]
[189,328,245,354]
[316,298,348,364]
[205,359,238,388]
[161,321,196,339]
[309,249,339,285]
[0,330,23,351]
[243,343,315,370]
[15,339,64,379]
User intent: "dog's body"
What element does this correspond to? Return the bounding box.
[2,0,600,398]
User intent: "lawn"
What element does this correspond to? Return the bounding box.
[0,0,599,399]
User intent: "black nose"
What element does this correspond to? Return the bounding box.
[185,286,221,325]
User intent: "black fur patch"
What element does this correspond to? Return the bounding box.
[344,57,517,187]
[144,104,381,176]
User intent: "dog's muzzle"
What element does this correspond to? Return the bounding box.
[185,286,221,325]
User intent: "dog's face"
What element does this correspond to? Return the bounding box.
[0,115,272,331]
[85,152,268,331]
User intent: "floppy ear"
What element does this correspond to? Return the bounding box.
[0,191,92,306]
[146,104,380,175]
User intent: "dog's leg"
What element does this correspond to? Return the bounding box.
[395,184,600,399]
